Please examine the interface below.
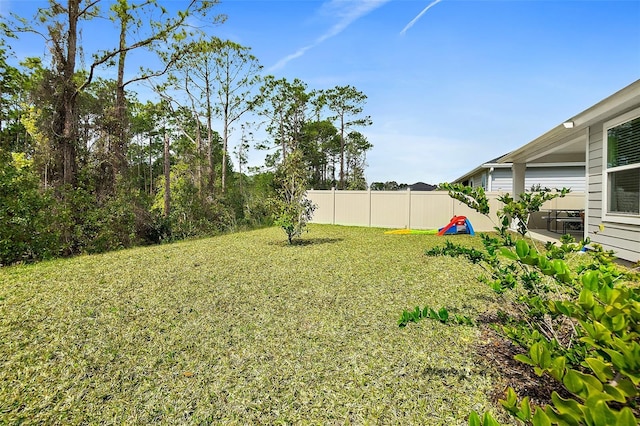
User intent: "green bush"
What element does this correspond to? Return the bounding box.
[0,152,59,264]
[153,162,236,240]
[419,185,640,425]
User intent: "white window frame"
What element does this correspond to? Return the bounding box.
[602,106,640,226]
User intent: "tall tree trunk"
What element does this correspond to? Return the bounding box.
[280,110,286,164]
[148,135,153,195]
[61,90,78,187]
[221,106,228,193]
[58,0,80,188]
[184,71,203,193]
[195,118,202,193]
[221,57,230,193]
[114,20,129,186]
[163,130,170,218]
[205,65,215,195]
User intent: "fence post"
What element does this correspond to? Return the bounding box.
[368,187,372,227]
[407,187,412,229]
[332,187,336,225]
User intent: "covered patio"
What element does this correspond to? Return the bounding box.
[499,80,640,262]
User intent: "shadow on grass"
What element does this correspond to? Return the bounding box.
[270,237,344,247]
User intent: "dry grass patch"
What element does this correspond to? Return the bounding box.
[1,225,505,424]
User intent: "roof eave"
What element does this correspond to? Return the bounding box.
[500,79,640,164]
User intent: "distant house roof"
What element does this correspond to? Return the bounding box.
[409,182,436,191]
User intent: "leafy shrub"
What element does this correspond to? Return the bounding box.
[153,162,236,240]
[398,305,475,327]
[415,185,640,425]
[0,152,59,264]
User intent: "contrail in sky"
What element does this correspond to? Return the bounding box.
[400,0,443,35]
[269,0,391,72]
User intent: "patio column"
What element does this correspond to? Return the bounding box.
[512,162,526,199]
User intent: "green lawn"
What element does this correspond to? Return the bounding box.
[1,225,505,424]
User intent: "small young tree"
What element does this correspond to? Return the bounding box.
[271,149,316,244]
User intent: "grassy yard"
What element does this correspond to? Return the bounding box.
[1,224,506,425]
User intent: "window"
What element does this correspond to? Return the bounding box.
[603,108,640,224]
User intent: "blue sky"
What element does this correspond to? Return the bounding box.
[3,0,640,185]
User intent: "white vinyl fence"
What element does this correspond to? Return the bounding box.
[307,189,586,232]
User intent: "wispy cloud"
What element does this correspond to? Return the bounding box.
[400,0,443,36]
[268,0,391,72]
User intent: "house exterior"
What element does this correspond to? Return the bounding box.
[452,156,585,192]
[500,79,640,263]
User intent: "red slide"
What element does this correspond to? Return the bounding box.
[437,215,469,236]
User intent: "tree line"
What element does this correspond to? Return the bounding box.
[0,0,373,265]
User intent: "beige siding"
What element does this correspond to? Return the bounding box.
[586,119,640,263]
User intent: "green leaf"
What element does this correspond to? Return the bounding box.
[550,356,566,382]
[468,411,481,426]
[530,342,545,365]
[532,406,552,426]
[553,301,573,316]
[585,392,615,408]
[517,396,531,421]
[437,307,449,322]
[553,259,566,274]
[588,400,617,426]
[563,369,586,396]
[581,270,600,291]
[578,288,595,310]
[610,314,627,332]
[538,256,550,270]
[499,247,518,260]
[592,304,606,321]
[500,387,518,411]
[584,358,614,382]
[580,320,611,343]
[550,392,583,419]
[482,412,502,426]
[598,285,613,305]
[602,384,627,403]
[537,343,552,369]
[545,406,581,426]
[515,239,530,259]
[613,378,638,397]
[621,370,640,386]
[602,348,628,370]
[514,354,536,366]
[572,370,604,394]
[617,408,638,426]
[608,288,625,306]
